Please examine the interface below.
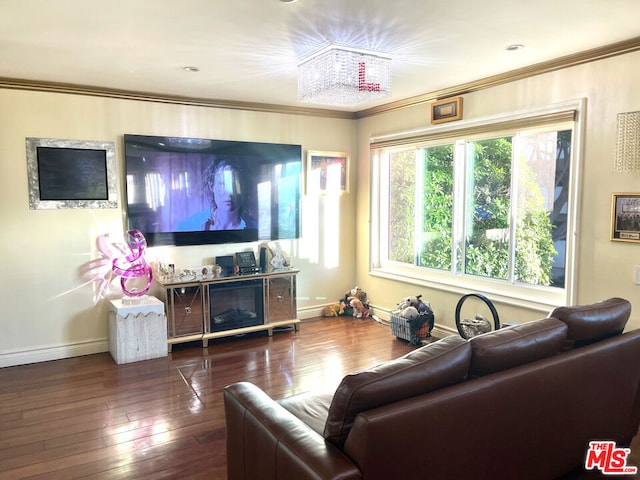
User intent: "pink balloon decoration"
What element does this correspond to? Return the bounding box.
[112,229,153,296]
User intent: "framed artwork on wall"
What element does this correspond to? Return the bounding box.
[26,137,117,210]
[306,150,349,195]
[611,192,640,243]
[431,97,463,124]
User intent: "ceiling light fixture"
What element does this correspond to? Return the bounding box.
[183,66,200,72]
[297,45,392,107]
[615,111,640,172]
[506,44,524,51]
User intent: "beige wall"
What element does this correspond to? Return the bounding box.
[356,50,640,334]
[2,48,639,367]
[0,90,356,366]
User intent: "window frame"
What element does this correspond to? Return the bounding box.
[369,99,585,312]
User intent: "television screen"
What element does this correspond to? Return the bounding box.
[123,134,302,247]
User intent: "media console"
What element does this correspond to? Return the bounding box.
[154,269,299,350]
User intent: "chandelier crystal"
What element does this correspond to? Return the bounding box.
[298,45,392,107]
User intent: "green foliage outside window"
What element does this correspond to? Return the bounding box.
[419,145,454,270]
[388,132,561,287]
[464,137,556,285]
[389,149,416,264]
[512,140,558,286]
[464,138,512,279]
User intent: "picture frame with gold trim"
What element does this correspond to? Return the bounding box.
[611,192,640,243]
[431,97,463,124]
[306,150,349,195]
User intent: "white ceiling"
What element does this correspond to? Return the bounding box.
[1,0,639,113]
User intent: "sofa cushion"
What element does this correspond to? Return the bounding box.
[549,297,631,349]
[323,335,471,448]
[278,390,334,436]
[469,317,567,377]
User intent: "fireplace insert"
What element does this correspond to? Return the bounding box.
[208,279,264,332]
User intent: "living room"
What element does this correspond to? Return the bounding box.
[0,3,639,368]
[3,2,640,479]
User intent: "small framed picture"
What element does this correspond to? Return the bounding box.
[611,193,640,243]
[306,150,349,195]
[431,97,463,124]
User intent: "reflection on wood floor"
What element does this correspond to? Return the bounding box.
[0,316,419,479]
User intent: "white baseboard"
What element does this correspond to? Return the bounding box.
[0,339,109,368]
[298,303,457,339]
[297,305,328,320]
[0,306,461,368]
[0,307,327,368]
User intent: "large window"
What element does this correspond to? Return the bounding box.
[371,103,583,308]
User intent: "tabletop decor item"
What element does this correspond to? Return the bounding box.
[112,229,153,297]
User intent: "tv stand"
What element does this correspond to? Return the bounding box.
[154,269,299,350]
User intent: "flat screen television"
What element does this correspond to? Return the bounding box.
[123,134,302,247]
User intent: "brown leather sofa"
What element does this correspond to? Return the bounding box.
[224,298,640,479]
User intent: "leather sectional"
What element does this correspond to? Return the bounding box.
[224,297,639,479]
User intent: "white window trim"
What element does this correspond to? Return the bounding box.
[369,99,586,313]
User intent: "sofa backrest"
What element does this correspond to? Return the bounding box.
[468,317,567,377]
[324,298,631,450]
[549,297,631,349]
[343,329,640,480]
[323,335,471,448]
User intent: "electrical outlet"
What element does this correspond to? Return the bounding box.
[634,266,640,285]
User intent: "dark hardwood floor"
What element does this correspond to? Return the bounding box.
[0,317,416,479]
[4,317,640,480]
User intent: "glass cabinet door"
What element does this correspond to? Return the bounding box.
[167,285,204,337]
[266,275,296,322]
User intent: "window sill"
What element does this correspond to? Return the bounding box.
[369,265,567,314]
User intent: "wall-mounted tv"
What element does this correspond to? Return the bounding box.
[123,134,302,247]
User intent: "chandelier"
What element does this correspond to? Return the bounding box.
[298,45,392,107]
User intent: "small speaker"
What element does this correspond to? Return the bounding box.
[259,246,268,272]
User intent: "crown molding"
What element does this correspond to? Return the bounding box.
[0,77,357,120]
[355,35,640,118]
[1,35,639,120]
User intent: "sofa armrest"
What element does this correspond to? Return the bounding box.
[224,382,361,480]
